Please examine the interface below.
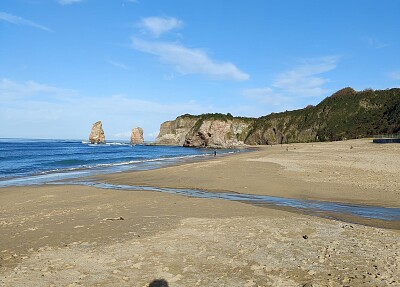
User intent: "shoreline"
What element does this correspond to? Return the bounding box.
[0,144,243,188]
[1,139,400,286]
[95,139,400,208]
[50,181,400,230]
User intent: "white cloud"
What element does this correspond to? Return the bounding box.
[122,0,139,7]
[0,78,202,114]
[0,78,75,101]
[138,16,182,37]
[242,87,288,106]
[108,59,129,70]
[58,0,83,5]
[0,79,208,140]
[243,56,339,108]
[245,56,338,97]
[272,56,338,97]
[0,11,52,32]
[364,37,389,49]
[388,71,400,81]
[132,38,249,81]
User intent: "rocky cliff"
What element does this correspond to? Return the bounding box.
[130,127,144,144]
[156,114,255,148]
[89,121,106,144]
[156,88,400,147]
[156,116,199,146]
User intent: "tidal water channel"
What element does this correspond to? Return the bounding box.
[56,181,400,229]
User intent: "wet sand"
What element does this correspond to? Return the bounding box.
[99,139,400,207]
[1,139,400,286]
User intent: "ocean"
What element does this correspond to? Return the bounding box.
[0,138,236,187]
[1,139,399,224]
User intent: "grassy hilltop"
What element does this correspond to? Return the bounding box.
[176,87,400,145]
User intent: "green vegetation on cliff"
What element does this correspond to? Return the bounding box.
[178,88,400,145]
[180,113,254,122]
[245,87,400,144]
[314,88,400,140]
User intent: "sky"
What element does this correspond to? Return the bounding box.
[1,0,399,140]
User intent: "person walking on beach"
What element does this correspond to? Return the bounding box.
[214,150,217,157]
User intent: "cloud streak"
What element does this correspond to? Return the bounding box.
[388,71,400,81]
[272,56,338,97]
[132,38,249,81]
[0,78,201,114]
[138,16,182,37]
[242,87,288,106]
[0,11,52,32]
[243,56,339,108]
[0,79,208,139]
[0,78,74,101]
[58,0,83,5]
[364,37,389,49]
[108,59,129,70]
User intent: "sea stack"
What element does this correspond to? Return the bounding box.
[89,121,106,144]
[130,127,144,144]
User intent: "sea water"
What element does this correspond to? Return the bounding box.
[0,138,235,187]
[1,138,399,225]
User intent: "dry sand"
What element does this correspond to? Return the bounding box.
[1,139,399,287]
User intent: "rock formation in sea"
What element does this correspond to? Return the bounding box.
[89,121,106,144]
[155,88,400,147]
[130,127,144,144]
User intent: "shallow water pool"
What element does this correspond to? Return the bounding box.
[54,181,400,227]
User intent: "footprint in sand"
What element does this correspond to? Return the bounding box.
[244,279,256,287]
[168,274,183,283]
[27,227,39,231]
[131,262,143,269]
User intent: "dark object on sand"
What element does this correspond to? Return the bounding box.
[149,279,169,287]
[303,235,308,239]
[214,150,217,157]
[104,216,124,221]
[373,138,400,143]
[373,134,400,143]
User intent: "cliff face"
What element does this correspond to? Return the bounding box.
[89,121,105,144]
[183,119,254,148]
[130,127,144,144]
[156,116,199,146]
[156,114,254,148]
[156,88,400,147]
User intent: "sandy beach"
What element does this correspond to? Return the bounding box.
[1,139,399,287]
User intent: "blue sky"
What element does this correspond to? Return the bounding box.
[1,0,399,140]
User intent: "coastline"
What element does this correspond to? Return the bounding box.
[1,139,400,286]
[96,138,400,208]
[0,141,238,188]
